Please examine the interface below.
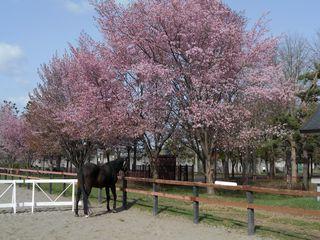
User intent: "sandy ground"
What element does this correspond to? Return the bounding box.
[0,184,270,240]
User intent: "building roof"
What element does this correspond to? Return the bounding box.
[300,105,320,134]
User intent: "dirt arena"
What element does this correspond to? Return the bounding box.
[0,185,270,240]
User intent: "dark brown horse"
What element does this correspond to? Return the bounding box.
[75,158,128,217]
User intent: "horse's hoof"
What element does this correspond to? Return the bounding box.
[74,213,79,217]
[112,209,117,213]
[84,214,90,218]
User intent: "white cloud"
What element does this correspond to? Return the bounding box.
[0,42,24,76]
[64,0,92,14]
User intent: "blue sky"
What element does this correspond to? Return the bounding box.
[1,0,320,110]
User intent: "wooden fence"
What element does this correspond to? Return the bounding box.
[1,167,320,235]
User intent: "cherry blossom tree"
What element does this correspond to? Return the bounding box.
[0,101,33,167]
[94,0,295,186]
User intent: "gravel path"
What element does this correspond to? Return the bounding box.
[0,184,270,240]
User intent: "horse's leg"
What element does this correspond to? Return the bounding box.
[83,186,92,217]
[105,186,111,212]
[75,186,82,216]
[111,184,117,212]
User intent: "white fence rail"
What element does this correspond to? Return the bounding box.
[0,179,77,214]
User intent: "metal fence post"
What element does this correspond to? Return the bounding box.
[193,186,199,224]
[153,182,158,216]
[122,177,127,210]
[246,191,255,235]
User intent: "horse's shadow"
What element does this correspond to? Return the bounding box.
[90,199,137,217]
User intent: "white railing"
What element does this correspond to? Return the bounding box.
[214,180,238,186]
[0,180,24,213]
[311,178,320,201]
[0,179,77,213]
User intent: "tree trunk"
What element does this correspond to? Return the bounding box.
[132,141,137,171]
[242,149,251,185]
[302,143,309,190]
[56,156,61,171]
[66,160,69,172]
[269,153,275,179]
[205,153,215,194]
[231,160,236,178]
[222,157,229,180]
[106,151,110,163]
[127,146,131,170]
[116,148,121,159]
[290,139,298,185]
[42,157,45,170]
[285,146,292,189]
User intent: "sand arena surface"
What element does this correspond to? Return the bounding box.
[0,184,270,240]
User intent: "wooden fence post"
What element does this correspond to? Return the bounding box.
[153,182,158,216]
[246,191,255,235]
[179,165,182,181]
[19,177,22,187]
[49,174,53,194]
[98,188,102,204]
[193,186,199,224]
[122,177,127,210]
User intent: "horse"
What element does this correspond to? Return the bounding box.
[75,158,128,217]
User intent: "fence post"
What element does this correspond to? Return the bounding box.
[4,174,7,180]
[153,182,158,216]
[122,177,127,210]
[13,181,17,214]
[179,165,182,181]
[31,181,35,213]
[19,177,22,187]
[49,174,53,194]
[193,186,199,224]
[246,191,255,235]
[98,188,102,204]
[72,181,75,212]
